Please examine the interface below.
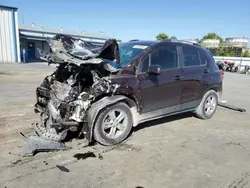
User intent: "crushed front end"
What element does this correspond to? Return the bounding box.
[32,35,121,144]
[34,63,119,142]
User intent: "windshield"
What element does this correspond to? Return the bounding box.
[118,42,149,68]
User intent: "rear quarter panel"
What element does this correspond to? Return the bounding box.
[203,49,223,95]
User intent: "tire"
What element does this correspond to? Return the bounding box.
[93,102,133,146]
[195,90,218,119]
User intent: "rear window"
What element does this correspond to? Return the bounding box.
[183,46,200,67]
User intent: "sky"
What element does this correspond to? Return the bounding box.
[1,0,250,42]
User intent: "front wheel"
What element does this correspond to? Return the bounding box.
[93,102,133,146]
[195,90,218,119]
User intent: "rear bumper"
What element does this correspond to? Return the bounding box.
[217,82,223,101]
[217,90,222,101]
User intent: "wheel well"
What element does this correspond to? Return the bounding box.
[118,96,137,109]
[86,95,139,143]
[202,88,221,103]
[95,97,136,121]
[210,88,221,98]
[204,85,222,97]
[92,94,138,110]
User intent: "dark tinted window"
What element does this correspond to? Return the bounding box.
[199,50,207,65]
[141,55,149,72]
[183,46,200,66]
[141,44,178,72]
[203,49,219,71]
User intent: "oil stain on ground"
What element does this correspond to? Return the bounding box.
[0,72,12,75]
[73,151,96,160]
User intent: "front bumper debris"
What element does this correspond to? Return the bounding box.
[24,135,71,156]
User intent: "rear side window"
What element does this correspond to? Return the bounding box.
[199,50,207,65]
[203,49,219,71]
[141,44,178,72]
[182,46,200,67]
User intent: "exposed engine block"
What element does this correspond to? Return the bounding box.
[34,63,119,141]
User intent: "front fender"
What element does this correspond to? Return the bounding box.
[84,95,133,143]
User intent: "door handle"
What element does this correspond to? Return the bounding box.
[174,75,182,80]
[204,69,209,73]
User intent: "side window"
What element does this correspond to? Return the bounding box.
[182,46,201,67]
[140,44,178,72]
[141,55,149,72]
[151,45,178,69]
[203,50,219,71]
[199,50,207,65]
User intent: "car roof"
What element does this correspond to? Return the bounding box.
[120,40,159,46]
[122,40,204,49]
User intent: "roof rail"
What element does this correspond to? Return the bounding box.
[160,39,202,47]
[193,43,202,47]
[161,39,177,42]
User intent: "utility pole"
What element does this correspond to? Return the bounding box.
[40,21,43,29]
[99,28,104,35]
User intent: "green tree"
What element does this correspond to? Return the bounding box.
[216,46,234,57]
[241,50,250,57]
[156,33,169,40]
[202,33,223,43]
[170,36,177,40]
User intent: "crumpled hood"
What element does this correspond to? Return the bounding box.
[40,34,120,65]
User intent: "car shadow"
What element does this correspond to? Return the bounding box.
[133,112,194,132]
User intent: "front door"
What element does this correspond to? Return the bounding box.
[138,43,182,114]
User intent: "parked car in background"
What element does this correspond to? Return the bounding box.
[216,61,225,79]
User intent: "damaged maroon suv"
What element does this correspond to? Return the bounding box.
[34,35,222,146]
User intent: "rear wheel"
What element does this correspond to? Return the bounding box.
[93,103,133,146]
[195,90,218,119]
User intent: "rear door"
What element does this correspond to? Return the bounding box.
[179,44,208,110]
[138,43,182,114]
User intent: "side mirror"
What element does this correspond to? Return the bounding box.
[148,64,161,75]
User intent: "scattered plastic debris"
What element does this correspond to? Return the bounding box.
[56,165,70,172]
[12,159,21,165]
[19,132,27,139]
[98,153,103,160]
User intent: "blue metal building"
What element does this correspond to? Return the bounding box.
[19,24,119,62]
